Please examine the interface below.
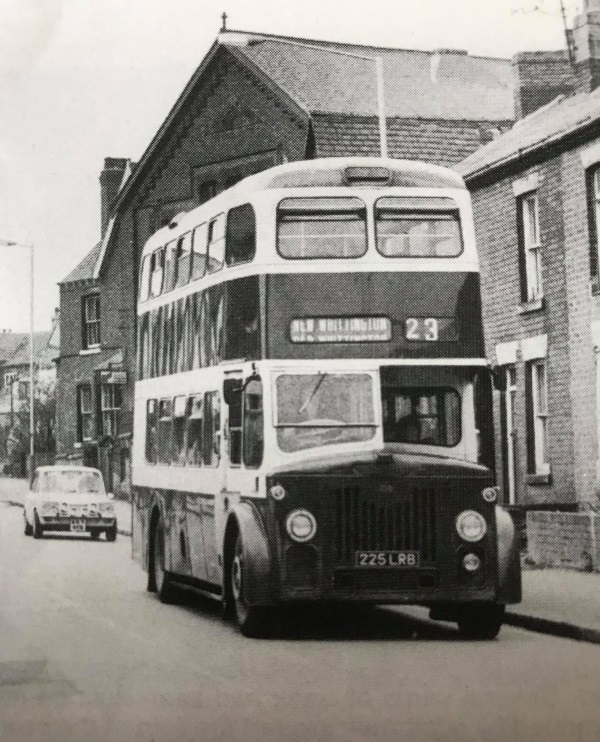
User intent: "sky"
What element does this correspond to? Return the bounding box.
[0,0,584,332]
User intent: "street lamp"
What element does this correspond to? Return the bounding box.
[0,238,35,473]
[218,33,388,158]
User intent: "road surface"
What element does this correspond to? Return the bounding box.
[0,496,599,742]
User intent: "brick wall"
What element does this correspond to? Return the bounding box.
[470,159,577,506]
[527,510,600,571]
[511,51,574,119]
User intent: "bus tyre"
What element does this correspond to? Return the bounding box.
[457,603,505,640]
[151,515,179,604]
[230,533,271,638]
[32,512,44,540]
[24,514,32,536]
[105,524,117,542]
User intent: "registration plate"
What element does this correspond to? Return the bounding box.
[355,551,420,568]
[70,519,86,533]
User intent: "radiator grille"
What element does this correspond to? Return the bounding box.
[333,485,437,563]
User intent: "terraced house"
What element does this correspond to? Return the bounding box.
[56,25,516,497]
[458,0,600,565]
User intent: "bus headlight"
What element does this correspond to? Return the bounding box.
[286,509,317,543]
[456,510,487,542]
[482,486,499,503]
[41,501,59,516]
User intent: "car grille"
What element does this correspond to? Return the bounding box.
[332,484,437,564]
[58,503,100,518]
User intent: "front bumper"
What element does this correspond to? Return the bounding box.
[39,517,116,531]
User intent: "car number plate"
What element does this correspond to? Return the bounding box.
[355,551,420,568]
[70,519,86,533]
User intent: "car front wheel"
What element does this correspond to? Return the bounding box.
[32,512,44,540]
[105,524,117,542]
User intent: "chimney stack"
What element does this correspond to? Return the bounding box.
[100,157,129,238]
[511,50,574,120]
[573,0,600,93]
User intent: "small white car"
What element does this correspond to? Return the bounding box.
[24,466,117,541]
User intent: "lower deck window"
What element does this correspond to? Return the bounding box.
[382,387,461,446]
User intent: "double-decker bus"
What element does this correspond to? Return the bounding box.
[132,157,521,638]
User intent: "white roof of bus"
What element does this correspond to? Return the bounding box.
[142,157,467,255]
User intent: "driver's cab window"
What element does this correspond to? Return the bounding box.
[224,378,242,466]
[243,377,264,468]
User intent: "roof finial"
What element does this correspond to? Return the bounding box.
[221,11,228,31]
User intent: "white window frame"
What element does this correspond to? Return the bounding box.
[531,359,549,476]
[591,168,600,276]
[520,192,543,302]
[101,383,121,437]
[78,384,93,442]
[83,294,101,349]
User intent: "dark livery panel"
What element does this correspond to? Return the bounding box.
[266,272,484,360]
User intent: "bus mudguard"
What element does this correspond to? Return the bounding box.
[495,505,522,604]
[228,502,274,607]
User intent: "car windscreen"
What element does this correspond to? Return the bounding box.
[275,372,376,452]
[40,470,105,495]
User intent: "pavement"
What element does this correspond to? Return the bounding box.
[1,476,600,644]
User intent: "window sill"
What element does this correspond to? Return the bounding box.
[526,472,552,486]
[518,297,545,315]
[80,347,101,356]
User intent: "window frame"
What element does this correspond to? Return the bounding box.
[82,293,101,350]
[518,191,543,302]
[587,166,600,280]
[225,203,257,266]
[100,383,122,438]
[528,359,550,476]
[276,197,368,260]
[77,383,94,443]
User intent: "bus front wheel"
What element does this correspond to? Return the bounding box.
[229,532,272,638]
[456,603,505,640]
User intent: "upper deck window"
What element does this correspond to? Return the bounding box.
[150,247,165,298]
[164,240,178,292]
[375,197,462,258]
[207,214,225,274]
[139,255,151,303]
[226,204,256,266]
[277,197,367,259]
[175,232,193,288]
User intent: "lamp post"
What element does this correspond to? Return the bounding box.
[0,238,35,474]
[218,33,388,158]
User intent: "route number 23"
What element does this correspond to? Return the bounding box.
[406,317,439,341]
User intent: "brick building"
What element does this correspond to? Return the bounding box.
[458,2,600,524]
[56,27,516,498]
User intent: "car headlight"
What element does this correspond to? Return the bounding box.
[456,510,487,542]
[99,502,115,515]
[41,501,59,516]
[285,509,317,543]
